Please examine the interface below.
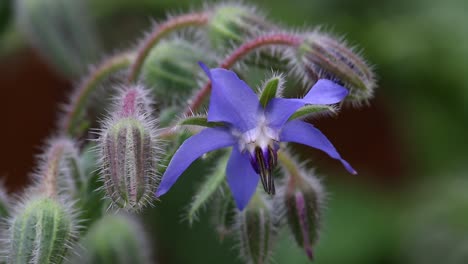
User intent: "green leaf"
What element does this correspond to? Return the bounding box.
[288,105,336,120]
[259,77,280,107]
[187,153,230,225]
[178,115,224,128]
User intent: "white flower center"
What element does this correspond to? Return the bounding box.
[237,115,278,154]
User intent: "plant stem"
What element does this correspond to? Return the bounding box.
[126,12,209,83]
[184,33,302,116]
[61,52,134,136]
[277,151,302,189]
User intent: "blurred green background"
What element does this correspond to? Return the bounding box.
[1,0,468,263]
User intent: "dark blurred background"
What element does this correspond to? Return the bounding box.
[1,0,468,263]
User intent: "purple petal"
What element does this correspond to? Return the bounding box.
[156,127,236,197]
[280,120,357,174]
[226,147,259,210]
[265,98,306,130]
[199,62,260,132]
[265,80,347,129]
[303,79,348,104]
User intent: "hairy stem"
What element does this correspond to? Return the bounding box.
[184,33,302,116]
[42,140,74,197]
[277,151,302,189]
[61,52,134,136]
[127,12,209,83]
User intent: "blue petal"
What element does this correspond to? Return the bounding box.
[226,147,259,210]
[265,80,347,129]
[280,120,357,174]
[156,127,236,197]
[303,79,348,104]
[265,98,305,130]
[199,62,260,132]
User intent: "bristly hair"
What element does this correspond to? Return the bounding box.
[0,190,81,263]
[233,191,279,264]
[96,85,163,212]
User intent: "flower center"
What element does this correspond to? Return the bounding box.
[238,117,279,195]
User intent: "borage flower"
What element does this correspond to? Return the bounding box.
[156,62,356,210]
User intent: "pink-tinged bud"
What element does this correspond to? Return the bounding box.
[284,168,325,261]
[98,86,160,211]
[294,30,376,103]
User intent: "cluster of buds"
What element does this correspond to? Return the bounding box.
[3,1,378,263]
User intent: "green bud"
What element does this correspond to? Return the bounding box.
[140,38,214,105]
[211,185,236,241]
[295,31,376,103]
[73,213,151,264]
[5,196,76,264]
[236,192,277,264]
[284,169,325,261]
[207,3,272,49]
[15,0,101,77]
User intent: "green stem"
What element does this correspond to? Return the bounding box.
[60,52,134,136]
[277,151,302,189]
[126,12,209,83]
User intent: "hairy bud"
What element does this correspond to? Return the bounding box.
[15,0,101,77]
[73,213,151,264]
[4,195,77,264]
[207,3,272,49]
[235,192,277,264]
[294,31,376,103]
[211,185,236,241]
[99,86,160,211]
[283,168,325,261]
[141,38,214,104]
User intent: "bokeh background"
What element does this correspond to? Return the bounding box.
[1,0,468,263]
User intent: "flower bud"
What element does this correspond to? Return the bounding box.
[15,0,101,77]
[140,38,214,105]
[284,169,325,261]
[207,3,272,49]
[4,195,77,264]
[99,86,160,211]
[294,31,376,103]
[211,185,236,241]
[236,192,277,264]
[73,213,151,264]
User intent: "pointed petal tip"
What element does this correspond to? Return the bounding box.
[155,188,166,198]
[305,246,314,261]
[198,61,211,78]
[341,159,357,175]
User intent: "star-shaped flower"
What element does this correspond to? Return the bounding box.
[156,63,356,210]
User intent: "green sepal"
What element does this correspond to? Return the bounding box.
[187,153,230,225]
[178,115,224,128]
[259,77,280,107]
[288,104,336,120]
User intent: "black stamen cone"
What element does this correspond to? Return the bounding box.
[254,147,275,195]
